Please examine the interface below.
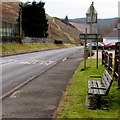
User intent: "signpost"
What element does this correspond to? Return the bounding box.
[80,33,102,68]
[86,2,98,61]
[80,34,101,39]
[80,2,100,69]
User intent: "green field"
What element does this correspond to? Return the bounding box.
[1,43,76,56]
[55,59,120,119]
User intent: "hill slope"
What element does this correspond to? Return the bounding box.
[47,15,81,43]
[70,18,118,36]
[1,2,20,23]
[1,2,81,43]
[69,18,118,27]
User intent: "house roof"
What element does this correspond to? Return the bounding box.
[105,28,118,38]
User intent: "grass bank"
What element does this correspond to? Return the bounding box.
[55,59,120,119]
[1,43,76,56]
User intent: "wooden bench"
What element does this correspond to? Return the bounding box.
[88,69,113,109]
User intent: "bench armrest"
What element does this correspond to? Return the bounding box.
[91,87,107,90]
[89,76,101,78]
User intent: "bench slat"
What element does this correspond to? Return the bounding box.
[89,76,101,78]
[101,77,106,87]
[88,80,92,88]
[102,75,109,88]
[104,69,112,83]
[93,81,99,94]
[88,88,93,94]
[88,80,94,94]
[97,81,105,95]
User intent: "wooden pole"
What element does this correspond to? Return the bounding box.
[105,52,108,68]
[108,53,113,74]
[113,42,120,81]
[118,58,120,89]
[96,34,98,68]
[84,28,87,69]
[117,42,120,89]
[102,50,105,65]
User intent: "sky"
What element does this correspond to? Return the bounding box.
[19,0,120,19]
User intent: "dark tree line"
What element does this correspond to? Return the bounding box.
[18,1,48,38]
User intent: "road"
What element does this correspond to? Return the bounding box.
[1,46,84,99]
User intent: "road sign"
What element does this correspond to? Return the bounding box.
[80,34,101,40]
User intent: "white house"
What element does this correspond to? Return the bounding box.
[103,24,120,44]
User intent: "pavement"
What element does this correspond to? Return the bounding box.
[2,51,84,118]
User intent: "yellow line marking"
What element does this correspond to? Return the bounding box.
[10,90,23,98]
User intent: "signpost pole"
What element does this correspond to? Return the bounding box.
[89,4,93,62]
[96,34,98,68]
[84,28,87,69]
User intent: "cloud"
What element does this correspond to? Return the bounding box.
[16,0,120,18]
[1,0,20,2]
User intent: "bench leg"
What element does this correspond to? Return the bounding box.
[96,95,101,109]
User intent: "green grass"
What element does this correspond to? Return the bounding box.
[56,59,120,119]
[1,43,76,56]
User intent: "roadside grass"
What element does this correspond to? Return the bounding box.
[1,43,76,56]
[55,59,119,119]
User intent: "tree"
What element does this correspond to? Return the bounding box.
[18,1,48,38]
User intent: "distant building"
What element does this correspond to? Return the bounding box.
[62,15,69,25]
[65,15,69,24]
[1,20,19,37]
[0,2,20,42]
[103,25,119,43]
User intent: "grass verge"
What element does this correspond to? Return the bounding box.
[1,43,76,56]
[55,59,120,119]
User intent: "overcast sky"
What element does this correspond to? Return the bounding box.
[20,0,119,19]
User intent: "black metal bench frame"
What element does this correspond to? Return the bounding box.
[88,69,113,109]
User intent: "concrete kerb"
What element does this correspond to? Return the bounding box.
[52,61,83,118]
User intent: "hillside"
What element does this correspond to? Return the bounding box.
[69,18,118,27]
[69,22,89,33]
[47,15,81,43]
[1,2,81,43]
[70,18,118,36]
[1,2,20,23]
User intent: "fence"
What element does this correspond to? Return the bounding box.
[114,42,120,88]
[102,51,113,73]
[23,37,72,44]
[102,42,120,89]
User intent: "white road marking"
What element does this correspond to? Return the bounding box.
[0,59,55,66]
[63,58,67,61]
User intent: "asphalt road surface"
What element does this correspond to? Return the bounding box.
[1,46,84,98]
[2,46,84,118]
